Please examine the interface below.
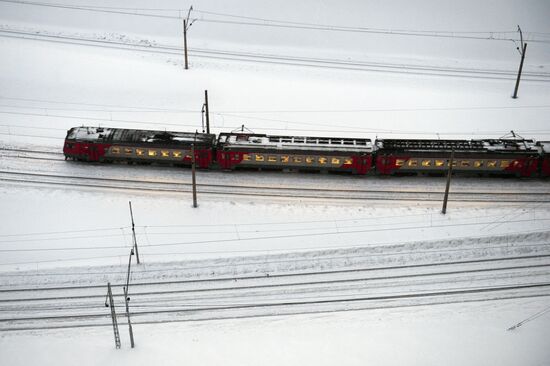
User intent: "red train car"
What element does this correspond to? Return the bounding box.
[216,132,373,174]
[63,127,216,168]
[537,141,550,177]
[375,138,540,177]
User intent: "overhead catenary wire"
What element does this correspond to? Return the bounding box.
[2,0,550,44]
[2,29,550,82]
[0,209,538,240]
[507,304,550,330]
[0,217,549,253]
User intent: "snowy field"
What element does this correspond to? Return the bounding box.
[1,0,550,365]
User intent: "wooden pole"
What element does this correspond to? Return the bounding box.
[512,42,527,99]
[442,149,454,214]
[204,90,210,134]
[128,201,140,264]
[191,143,197,208]
[183,19,188,70]
[124,249,135,348]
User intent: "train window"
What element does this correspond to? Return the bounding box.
[136,149,145,156]
[331,158,341,165]
[148,150,157,157]
[293,156,302,163]
[255,155,265,162]
[396,159,405,167]
[461,161,470,167]
[421,160,431,167]
[172,151,182,158]
[232,153,240,161]
[281,155,290,163]
[161,150,170,157]
[474,160,483,168]
[243,154,250,161]
[500,160,510,168]
[305,157,314,164]
[435,160,445,167]
[111,147,120,154]
[487,160,497,168]
[319,157,327,164]
[344,158,353,165]
[124,148,133,154]
[268,156,277,163]
[408,159,418,167]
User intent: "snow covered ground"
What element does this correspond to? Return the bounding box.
[1,0,550,365]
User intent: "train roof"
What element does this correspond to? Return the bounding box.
[375,138,538,153]
[218,132,373,153]
[536,141,550,154]
[66,126,216,146]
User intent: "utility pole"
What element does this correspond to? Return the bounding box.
[442,148,455,215]
[204,90,210,134]
[183,6,194,70]
[191,135,198,208]
[105,282,121,349]
[512,25,527,99]
[124,249,135,348]
[128,201,140,264]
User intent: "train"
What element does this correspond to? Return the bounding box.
[63,126,550,178]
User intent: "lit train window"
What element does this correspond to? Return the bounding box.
[344,158,353,165]
[161,150,170,157]
[474,161,483,168]
[281,155,289,163]
[319,157,327,164]
[136,149,145,156]
[305,157,314,164]
[255,155,264,162]
[487,160,497,168]
[172,151,182,158]
[421,160,431,167]
[243,154,250,161]
[500,160,510,168]
[268,156,277,163]
[331,158,341,165]
[112,147,120,154]
[461,161,470,167]
[148,150,157,157]
[124,148,133,154]
[293,156,302,163]
[408,159,418,167]
[435,160,445,167]
[396,159,405,167]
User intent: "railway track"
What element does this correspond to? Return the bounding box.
[1,226,549,331]
[1,169,549,203]
[1,256,549,331]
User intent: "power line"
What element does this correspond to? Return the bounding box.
[3,29,550,82]
[0,226,128,238]
[0,0,181,19]
[5,0,550,44]
[3,95,550,115]
[1,217,548,253]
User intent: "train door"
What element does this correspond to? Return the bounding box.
[89,145,99,162]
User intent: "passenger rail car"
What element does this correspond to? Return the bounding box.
[216,132,373,174]
[63,126,550,178]
[375,138,540,177]
[538,141,550,177]
[63,127,216,168]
